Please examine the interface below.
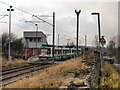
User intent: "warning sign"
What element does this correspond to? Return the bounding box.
[100,36,106,46]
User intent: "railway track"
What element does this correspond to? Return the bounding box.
[0,62,52,86]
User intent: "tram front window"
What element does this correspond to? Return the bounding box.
[41,49,47,55]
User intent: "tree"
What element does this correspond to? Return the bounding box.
[93,35,99,48]
[2,33,17,54]
[118,34,120,47]
[70,41,75,47]
[2,33,9,54]
[1,32,23,58]
[11,38,23,55]
[118,34,120,63]
[108,38,116,56]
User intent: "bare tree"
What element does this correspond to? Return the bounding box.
[118,34,120,47]
[2,33,17,55]
[118,34,120,63]
[108,37,116,56]
[1,32,23,59]
[93,35,99,48]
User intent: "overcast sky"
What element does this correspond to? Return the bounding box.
[0,0,118,46]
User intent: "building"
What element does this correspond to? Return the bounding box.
[23,31,47,58]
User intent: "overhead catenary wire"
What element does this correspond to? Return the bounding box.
[0,1,73,33]
[0,1,60,34]
[0,0,77,45]
[33,15,53,26]
[0,1,51,25]
[0,10,7,14]
[0,1,32,15]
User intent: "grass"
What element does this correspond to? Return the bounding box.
[99,62,120,88]
[2,57,27,69]
[3,57,89,88]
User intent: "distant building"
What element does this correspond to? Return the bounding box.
[23,31,47,58]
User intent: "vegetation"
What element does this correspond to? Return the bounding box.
[3,57,87,88]
[2,57,27,69]
[93,35,99,49]
[1,32,23,59]
[99,62,120,88]
[2,51,120,88]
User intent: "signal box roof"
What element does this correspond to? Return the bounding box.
[23,31,46,38]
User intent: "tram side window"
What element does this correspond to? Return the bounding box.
[55,50,57,54]
[57,50,59,54]
[63,50,65,54]
[59,50,62,54]
[63,50,66,54]
[65,50,67,54]
[47,49,51,54]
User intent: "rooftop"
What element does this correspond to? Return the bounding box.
[23,31,46,38]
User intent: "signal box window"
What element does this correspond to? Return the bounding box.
[38,38,42,42]
[33,38,36,42]
[29,38,32,42]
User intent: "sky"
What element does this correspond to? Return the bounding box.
[0,0,119,46]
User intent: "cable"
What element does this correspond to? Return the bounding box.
[0,0,76,44]
[0,1,54,26]
[0,1,32,15]
[0,10,7,14]
[33,15,53,26]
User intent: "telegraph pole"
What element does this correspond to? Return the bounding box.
[52,12,55,64]
[7,6,14,61]
[75,10,81,57]
[85,35,87,47]
[35,24,38,56]
[58,34,59,46]
[32,13,55,63]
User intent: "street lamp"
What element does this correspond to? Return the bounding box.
[91,12,103,77]
[7,6,14,61]
[91,12,101,44]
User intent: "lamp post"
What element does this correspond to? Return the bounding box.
[91,12,102,77]
[75,10,81,57]
[7,6,14,61]
[91,12,101,44]
[85,35,87,47]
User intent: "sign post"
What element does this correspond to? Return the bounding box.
[100,36,106,77]
[100,36,106,47]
